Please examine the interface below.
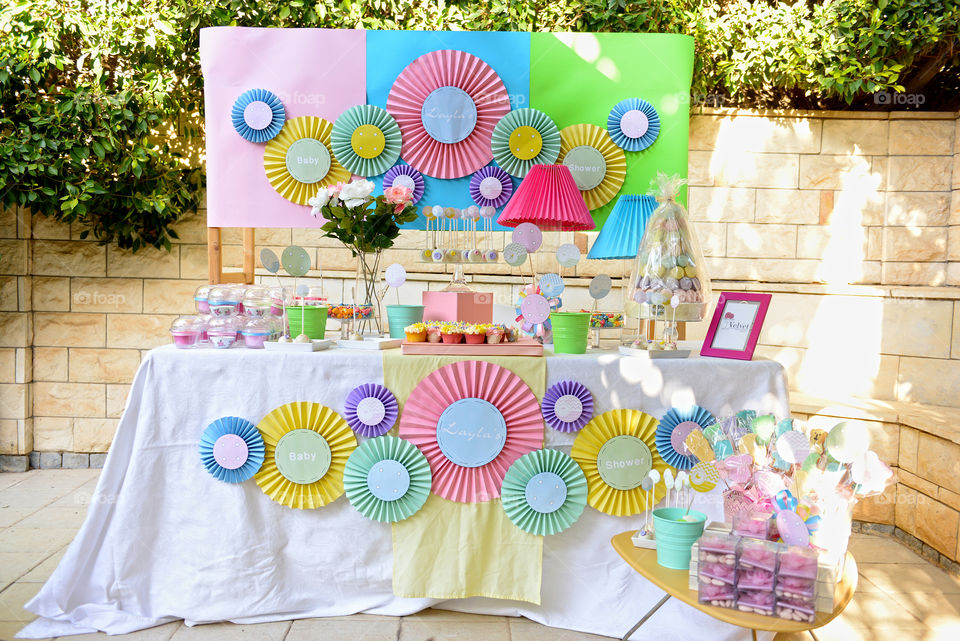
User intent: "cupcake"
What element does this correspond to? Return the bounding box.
[440,323,463,344]
[426,324,443,343]
[464,324,486,344]
[486,325,505,344]
[405,322,427,342]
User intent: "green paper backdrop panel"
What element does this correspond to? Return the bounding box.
[530,33,694,228]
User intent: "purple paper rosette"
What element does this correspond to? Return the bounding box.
[542,380,594,433]
[382,164,425,205]
[344,383,399,437]
[469,165,513,209]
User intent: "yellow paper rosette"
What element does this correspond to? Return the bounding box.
[571,409,668,516]
[255,402,357,509]
[263,116,351,205]
[556,124,626,211]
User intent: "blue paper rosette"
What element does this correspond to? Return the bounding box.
[607,98,660,152]
[343,435,432,523]
[199,416,265,483]
[231,89,285,143]
[655,405,717,470]
[501,448,587,536]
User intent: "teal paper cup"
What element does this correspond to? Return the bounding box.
[386,305,424,339]
[652,507,707,569]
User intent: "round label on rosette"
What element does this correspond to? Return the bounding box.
[510,126,544,160]
[284,138,331,184]
[391,173,416,191]
[524,471,568,514]
[350,124,385,159]
[562,145,607,191]
[366,459,411,502]
[619,109,649,139]
[275,428,332,484]
[556,243,581,267]
[520,293,551,324]
[670,421,702,457]
[244,101,274,130]
[421,86,478,144]
[436,398,508,468]
[503,242,528,267]
[479,176,504,199]
[356,396,387,427]
[596,434,653,490]
[512,222,543,253]
[213,434,249,470]
[553,394,584,423]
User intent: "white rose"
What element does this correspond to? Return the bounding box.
[308,189,330,216]
[339,179,375,208]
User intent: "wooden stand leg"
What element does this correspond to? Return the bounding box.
[242,228,255,284]
[622,594,671,640]
[208,227,222,285]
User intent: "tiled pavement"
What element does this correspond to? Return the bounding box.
[2,470,959,641]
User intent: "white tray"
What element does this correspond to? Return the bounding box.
[336,337,402,350]
[619,340,701,359]
[263,339,333,352]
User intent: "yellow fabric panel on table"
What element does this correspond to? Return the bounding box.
[384,351,546,603]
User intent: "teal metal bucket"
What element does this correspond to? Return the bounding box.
[652,507,708,569]
[386,305,425,339]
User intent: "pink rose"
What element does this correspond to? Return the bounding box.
[383,185,412,206]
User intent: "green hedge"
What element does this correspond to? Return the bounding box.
[1,0,957,251]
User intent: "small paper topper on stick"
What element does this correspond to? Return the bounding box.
[825,421,870,464]
[684,429,715,462]
[539,273,565,297]
[384,264,407,288]
[689,461,719,492]
[776,430,811,465]
[556,243,581,267]
[260,248,280,274]
[281,246,311,277]
[588,274,612,299]
[503,242,528,267]
[512,222,543,253]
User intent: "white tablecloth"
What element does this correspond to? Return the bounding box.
[21,346,789,640]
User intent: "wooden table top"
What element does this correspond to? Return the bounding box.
[611,531,858,633]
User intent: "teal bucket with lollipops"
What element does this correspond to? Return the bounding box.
[652,507,707,569]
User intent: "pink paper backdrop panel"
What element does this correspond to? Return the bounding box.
[200,27,366,228]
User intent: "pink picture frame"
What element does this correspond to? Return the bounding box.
[700,292,772,360]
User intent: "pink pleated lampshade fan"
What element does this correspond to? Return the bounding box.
[496,164,595,231]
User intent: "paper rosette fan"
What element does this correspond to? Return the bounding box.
[343,435,432,523]
[331,105,402,177]
[491,108,561,178]
[344,383,399,437]
[556,124,626,211]
[231,88,285,143]
[199,416,265,483]
[501,448,587,535]
[655,405,717,470]
[382,164,425,204]
[607,98,660,152]
[255,402,357,509]
[398,360,544,503]
[571,409,668,516]
[263,116,351,206]
[469,165,513,209]
[386,49,510,179]
[542,380,594,433]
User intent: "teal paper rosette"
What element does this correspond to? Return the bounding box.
[501,448,587,535]
[331,105,403,177]
[491,108,561,178]
[343,435,432,523]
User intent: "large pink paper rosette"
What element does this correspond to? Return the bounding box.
[398,360,544,503]
[386,49,511,179]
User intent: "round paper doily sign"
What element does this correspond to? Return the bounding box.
[520,293,551,324]
[281,246,311,277]
[503,242,528,267]
[597,435,653,490]
[512,222,543,253]
[436,398,507,468]
[539,273,564,297]
[563,145,607,191]
[275,428,332,485]
[384,263,407,288]
[619,109,649,139]
[356,396,387,427]
[479,176,504,199]
[260,248,280,273]
[244,101,274,130]
[421,86,478,144]
[589,274,612,299]
[284,138,331,184]
[525,472,568,514]
[213,434,249,470]
[670,421,702,457]
[556,243,581,267]
[554,395,584,423]
[510,126,543,160]
[392,173,416,191]
[367,459,411,502]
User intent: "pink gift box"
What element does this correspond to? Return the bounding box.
[422,291,493,324]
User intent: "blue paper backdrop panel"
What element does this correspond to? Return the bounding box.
[200,27,367,228]
[366,30,530,231]
[529,33,694,229]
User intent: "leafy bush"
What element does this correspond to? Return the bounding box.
[1,0,957,251]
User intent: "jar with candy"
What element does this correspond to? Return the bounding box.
[207,317,239,349]
[207,285,239,318]
[622,173,711,350]
[241,317,272,349]
[194,285,211,314]
[169,316,204,349]
[241,286,272,317]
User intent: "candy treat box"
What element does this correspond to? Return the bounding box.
[422,291,493,324]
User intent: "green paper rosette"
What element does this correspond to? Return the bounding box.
[491,108,561,178]
[331,105,402,177]
[343,435,431,523]
[501,448,587,536]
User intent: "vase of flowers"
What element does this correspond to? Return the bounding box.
[311,179,417,335]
